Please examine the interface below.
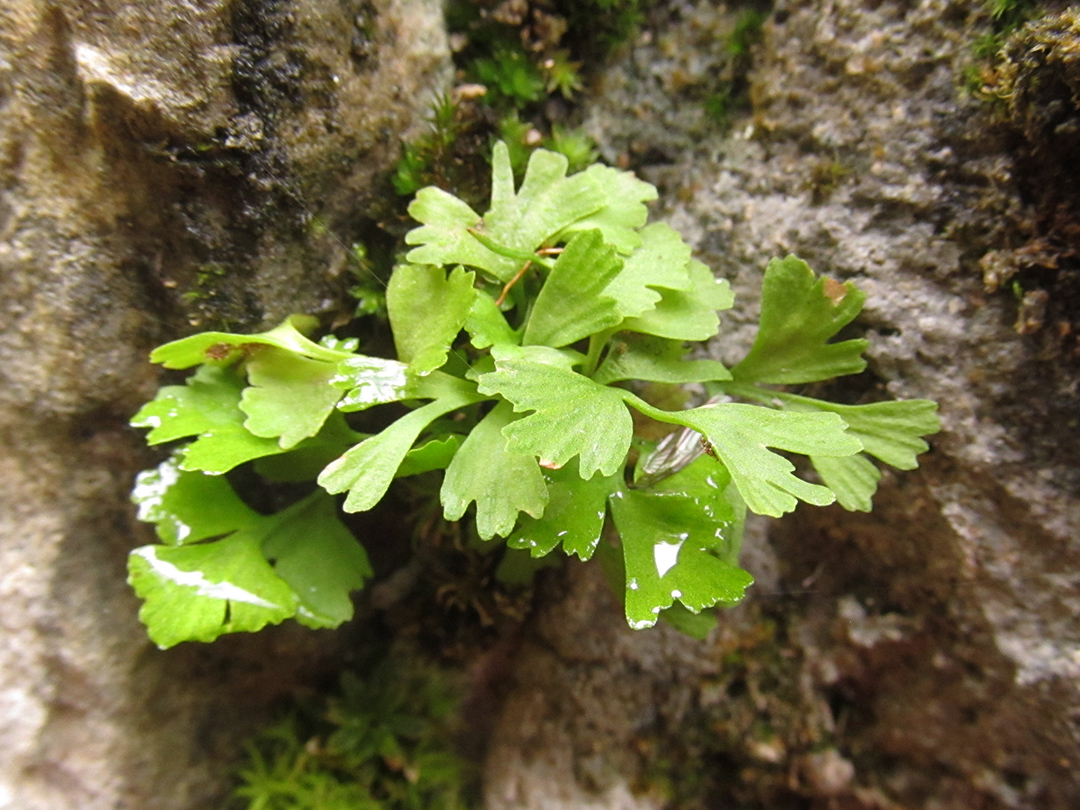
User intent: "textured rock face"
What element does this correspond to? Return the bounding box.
[4,0,1079,807]
[0,1,448,808]
[485,1,1080,808]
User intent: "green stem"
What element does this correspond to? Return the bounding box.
[511,279,530,331]
[583,331,611,377]
[621,393,692,429]
[467,228,554,271]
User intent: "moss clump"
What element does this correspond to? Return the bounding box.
[961,0,1039,98]
[994,9,1080,160]
[704,6,766,128]
[231,653,477,810]
[390,0,655,198]
[975,10,1080,351]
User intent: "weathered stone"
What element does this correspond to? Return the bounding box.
[486,0,1080,807]
[0,1,448,807]
[5,0,1080,807]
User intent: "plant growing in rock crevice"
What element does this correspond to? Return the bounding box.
[129,142,939,648]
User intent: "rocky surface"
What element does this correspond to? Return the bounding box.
[3,0,1079,808]
[0,1,448,808]
[484,0,1080,808]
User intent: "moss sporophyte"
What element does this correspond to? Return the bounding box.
[128,142,940,647]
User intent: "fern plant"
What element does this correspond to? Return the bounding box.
[128,142,939,647]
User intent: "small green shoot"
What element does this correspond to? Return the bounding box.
[392,93,462,196]
[471,49,546,107]
[543,50,585,99]
[544,126,600,173]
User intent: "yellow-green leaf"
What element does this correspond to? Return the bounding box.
[440,401,548,539]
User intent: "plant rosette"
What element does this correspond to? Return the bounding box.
[129,142,940,648]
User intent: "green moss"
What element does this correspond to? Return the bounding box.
[392,94,461,197]
[727,6,767,59]
[962,0,1042,100]
[807,158,852,204]
[544,126,599,173]
[347,243,387,318]
[179,262,229,303]
[703,89,735,126]
[994,8,1080,146]
[974,9,1080,346]
[556,0,648,57]
[989,0,1037,26]
[542,50,585,99]
[391,0,651,198]
[635,613,809,809]
[231,654,476,810]
[471,48,547,106]
[701,5,768,130]
[177,262,249,330]
[495,111,538,177]
[971,30,1004,59]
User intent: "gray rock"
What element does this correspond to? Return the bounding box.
[0,1,448,807]
[486,0,1080,807]
[4,0,1079,807]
